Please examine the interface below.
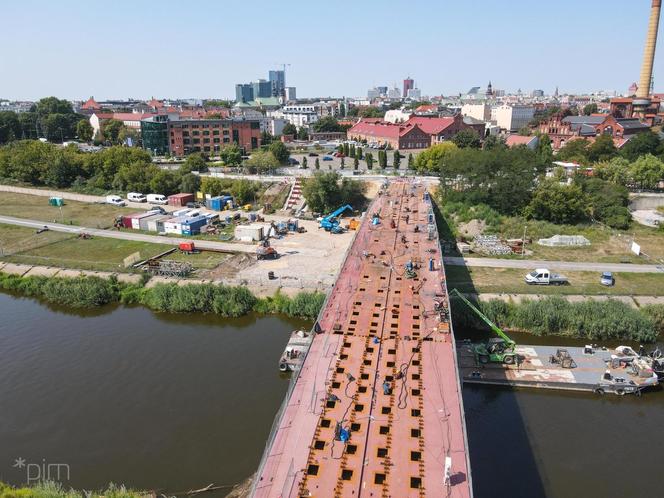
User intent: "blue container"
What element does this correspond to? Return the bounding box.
[208,196,224,211]
[225,215,232,224]
[249,213,257,222]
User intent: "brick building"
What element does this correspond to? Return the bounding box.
[407,115,481,143]
[347,119,431,149]
[539,114,650,149]
[167,118,261,156]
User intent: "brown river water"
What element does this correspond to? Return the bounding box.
[0,292,662,498]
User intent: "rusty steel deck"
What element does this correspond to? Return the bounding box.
[253,181,472,498]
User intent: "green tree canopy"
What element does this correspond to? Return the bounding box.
[312,116,342,133]
[619,131,663,162]
[302,172,366,213]
[414,142,458,173]
[0,112,21,144]
[268,141,290,164]
[245,150,280,173]
[76,119,94,142]
[525,180,587,224]
[587,134,617,163]
[452,129,481,149]
[282,123,297,136]
[219,144,242,166]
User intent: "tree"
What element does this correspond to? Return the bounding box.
[219,144,242,166]
[297,127,309,141]
[350,144,356,158]
[576,176,631,229]
[179,173,201,193]
[483,135,506,151]
[112,161,160,192]
[583,103,598,116]
[557,138,589,164]
[365,152,374,170]
[149,170,180,196]
[268,141,290,164]
[118,126,139,146]
[312,116,342,133]
[356,147,363,160]
[244,150,280,174]
[343,143,350,157]
[452,129,481,149]
[302,156,308,169]
[0,111,21,144]
[302,172,366,213]
[587,134,617,163]
[230,179,259,204]
[182,152,208,173]
[408,153,414,169]
[76,119,93,142]
[31,97,80,142]
[630,154,664,189]
[619,131,662,162]
[315,158,320,170]
[282,123,297,136]
[358,107,384,118]
[340,157,345,169]
[517,126,531,136]
[525,180,587,224]
[414,142,458,173]
[339,103,346,117]
[393,150,401,169]
[260,131,274,145]
[594,157,632,187]
[102,119,125,144]
[354,156,359,170]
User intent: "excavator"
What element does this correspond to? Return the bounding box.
[319,204,353,233]
[450,288,518,365]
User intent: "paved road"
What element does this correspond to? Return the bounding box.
[443,256,664,274]
[0,215,255,254]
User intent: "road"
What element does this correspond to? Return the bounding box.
[0,215,255,254]
[443,256,664,273]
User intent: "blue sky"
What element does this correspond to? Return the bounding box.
[0,0,661,100]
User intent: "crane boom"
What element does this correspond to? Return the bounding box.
[450,288,515,346]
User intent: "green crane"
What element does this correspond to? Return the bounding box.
[450,288,517,365]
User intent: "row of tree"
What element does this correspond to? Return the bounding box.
[557,130,664,165]
[0,140,200,195]
[0,97,85,144]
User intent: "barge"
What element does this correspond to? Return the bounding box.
[457,343,659,396]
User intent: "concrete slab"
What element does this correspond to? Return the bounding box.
[0,263,32,276]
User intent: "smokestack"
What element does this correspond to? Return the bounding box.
[636,0,661,101]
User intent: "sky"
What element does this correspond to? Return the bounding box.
[0,0,662,101]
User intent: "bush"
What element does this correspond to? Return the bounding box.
[0,273,117,307]
[453,295,659,343]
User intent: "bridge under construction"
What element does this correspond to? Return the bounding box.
[253,180,472,498]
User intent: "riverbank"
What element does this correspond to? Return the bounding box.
[452,294,664,343]
[0,271,325,320]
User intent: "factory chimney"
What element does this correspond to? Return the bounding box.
[635,0,662,114]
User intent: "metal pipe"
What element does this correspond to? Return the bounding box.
[637,0,662,100]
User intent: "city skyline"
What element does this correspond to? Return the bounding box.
[0,0,662,101]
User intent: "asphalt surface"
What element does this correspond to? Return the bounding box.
[443,256,664,274]
[0,215,255,254]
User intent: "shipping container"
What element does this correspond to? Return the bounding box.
[146,215,171,233]
[121,213,144,229]
[138,213,167,231]
[172,208,192,217]
[131,212,156,230]
[207,196,225,211]
[168,193,195,207]
[181,215,208,235]
[163,217,187,234]
[235,223,266,242]
[48,197,64,207]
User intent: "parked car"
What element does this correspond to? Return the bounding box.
[147,194,167,205]
[323,156,334,161]
[600,272,615,286]
[288,157,300,165]
[525,268,568,285]
[186,201,204,209]
[308,152,319,157]
[127,192,147,203]
[333,152,345,158]
[106,195,126,206]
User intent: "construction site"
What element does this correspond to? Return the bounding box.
[253,180,472,498]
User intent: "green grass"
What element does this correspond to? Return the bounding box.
[0,224,229,272]
[445,265,664,296]
[0,192,135,228]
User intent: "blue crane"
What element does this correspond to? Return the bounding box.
[320,205,353,233]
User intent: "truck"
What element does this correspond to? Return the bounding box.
[319,204,353,233]
[525,268,568,285]
[127,192,147,203]
[450,288,518,365]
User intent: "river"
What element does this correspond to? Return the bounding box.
[0,292,662,498]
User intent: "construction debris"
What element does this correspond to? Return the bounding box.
[146,259,192,277]
[471,235,513,255]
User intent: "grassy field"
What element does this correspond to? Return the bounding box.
[445,265,664,296]
[0,224,230,272]
[480,216,664,263]
[0,192,135,228]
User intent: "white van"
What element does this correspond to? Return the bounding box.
[127,192,147,203]
[106,195,126,206]
[147,194,167,205]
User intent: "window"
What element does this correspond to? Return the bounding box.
[213,130,220,135]
[192,130,199,136]
[203,130,210,135]
[203,138,210,144]
[183,138,190,145]
[183,131,189,137]
[213,138,220,143]
[193,138,200,144]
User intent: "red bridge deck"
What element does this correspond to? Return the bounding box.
[253,181,472,498]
